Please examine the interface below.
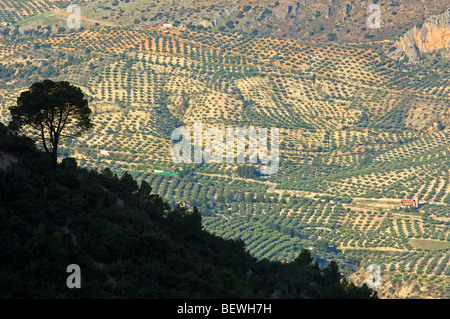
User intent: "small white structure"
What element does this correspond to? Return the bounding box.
[100,150,110,156]
[163,23,173,28]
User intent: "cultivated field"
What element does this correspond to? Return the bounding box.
[0,1,449,298]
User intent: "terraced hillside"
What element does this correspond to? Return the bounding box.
[0,0,68,24]
[0,0,449,299]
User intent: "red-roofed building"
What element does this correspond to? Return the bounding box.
[400,198,419,208]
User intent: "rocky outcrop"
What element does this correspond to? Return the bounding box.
[212,6,240,26]
[344,3,352,17]
[270,1,319,21]
[197,19,213,28]
[272,2,301,20]
[391,9,450,63]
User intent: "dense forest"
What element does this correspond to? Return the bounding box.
[0,123,377,298]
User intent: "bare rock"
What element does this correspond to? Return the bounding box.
[212,6,240,26]
[344,3,352,17]
[392,9,450,63]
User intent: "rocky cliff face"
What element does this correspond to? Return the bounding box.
[390,9,450,63]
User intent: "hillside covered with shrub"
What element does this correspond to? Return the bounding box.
[0,123,377,299]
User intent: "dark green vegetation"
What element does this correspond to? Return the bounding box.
[8,79,93,168]
[0,123,376,298]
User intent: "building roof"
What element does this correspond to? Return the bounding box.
[400,199,417,206]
